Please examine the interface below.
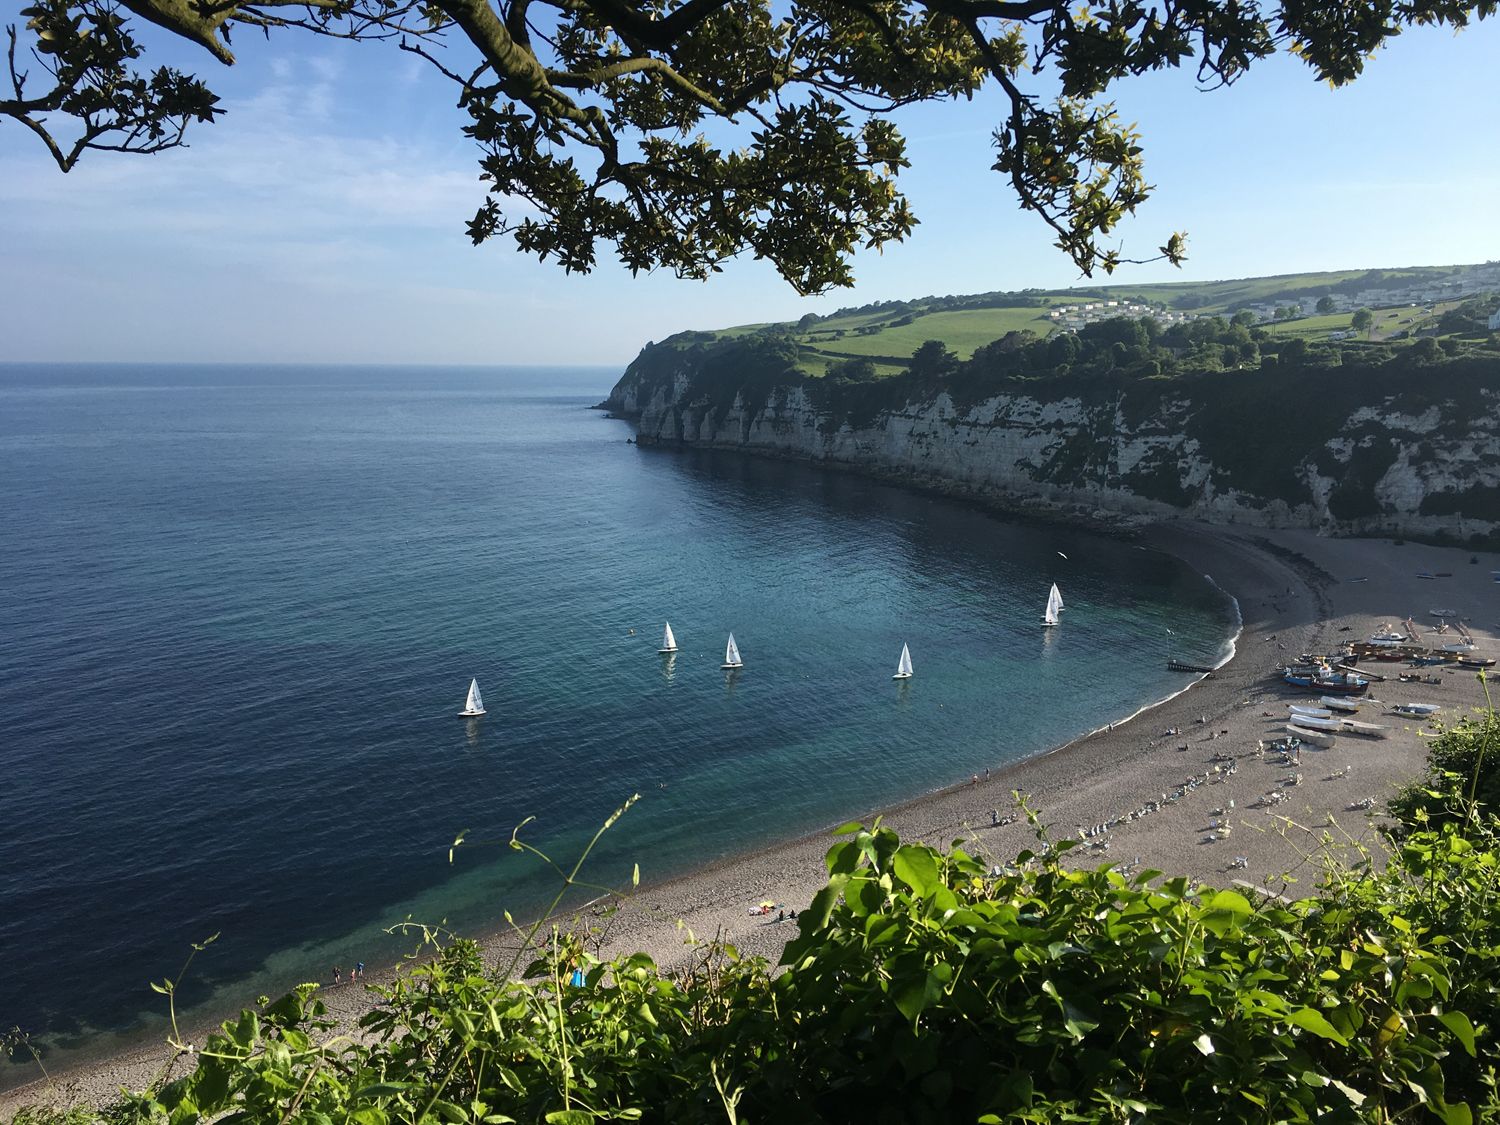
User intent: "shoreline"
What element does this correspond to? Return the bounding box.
[6,520,1495,1117]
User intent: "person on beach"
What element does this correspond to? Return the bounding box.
[333,966,342,985]
[355,962,364,981]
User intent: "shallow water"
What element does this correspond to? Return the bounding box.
[0,363,1235,1079]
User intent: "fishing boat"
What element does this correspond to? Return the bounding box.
[893,643,914,680]
[1339,719,1386,738]
[1283,667,1369,695]
[1429,608,1458,618]
[1041,583,1063,627]
[1320,696,1362,713]
[1459,655,1497,669]
[1286,723,1336,747]
[458,678,485,717]
[658,622,678,654]
[722,633,744,670]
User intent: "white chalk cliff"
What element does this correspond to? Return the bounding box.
[605,342,1500,541]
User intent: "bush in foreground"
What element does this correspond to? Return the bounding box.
[15,790,1495,1125]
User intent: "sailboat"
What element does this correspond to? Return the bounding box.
[893,643,914,680]
[658,622,678,654]
[1041,583,1063,627]
[458,677,485,717]
[722,633,743,670]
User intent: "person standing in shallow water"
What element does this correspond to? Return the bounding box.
[333,966,342,985]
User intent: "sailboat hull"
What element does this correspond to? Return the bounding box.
[458,709,485,717]
[893,672,912,680]
[659,647,677,654]
[721,662,743,670]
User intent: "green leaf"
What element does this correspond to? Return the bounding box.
[893,968,946,1023]
[1288,1007,1348,1045]
[545,1112,595,1125]
[892,845,940,897]
[800,873,849,933]
[1437,1010,1476,1057]
[1208,890,1252,916]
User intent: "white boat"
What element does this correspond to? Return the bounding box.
[458,677,485,717]
[722,633,743,670]
[1320,696,1362,713]
[1289,705,1334,720]
[1289,714,1343,731]
[1391,702,1441,717]
[893,643,913,680]
[1429,608,1457,618]
[1339,719,1386,737]
[1287,723,1336,747]
[658,622,678,654]
[1041,583,1063,627]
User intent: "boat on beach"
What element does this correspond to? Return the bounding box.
[722,633,744,670]
[1320,696,1362,713]
[1283,667,1370,694]
[1288,713,1343,731]
[1042,583,1063,627]
[458,677,485,717]
[658,622,678,653]
[1289,705,1335,720]
[1391,702,1441,717]
[893,643,913,680]
[1286,723,1336,747]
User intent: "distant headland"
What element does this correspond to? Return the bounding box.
[605,262,1500,545]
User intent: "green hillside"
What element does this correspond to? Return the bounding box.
[697,263,1498,377]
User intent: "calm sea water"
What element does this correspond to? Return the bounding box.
[0,364,1234,1080]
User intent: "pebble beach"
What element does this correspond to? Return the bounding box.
[6,521,1495,1119]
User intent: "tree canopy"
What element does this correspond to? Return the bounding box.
[2,0,1492,292]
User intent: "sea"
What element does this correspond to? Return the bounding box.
[0,363,1237,1084]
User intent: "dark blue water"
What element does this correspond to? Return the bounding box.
[0,364,1234,1079]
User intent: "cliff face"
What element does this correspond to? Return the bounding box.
[605,339,1500,541]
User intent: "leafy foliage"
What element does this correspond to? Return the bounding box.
[1391,683,1500,831]
[4,0,1493,290]
[18,788,1500,1124]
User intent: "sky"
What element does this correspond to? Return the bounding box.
[1,9,1497,366]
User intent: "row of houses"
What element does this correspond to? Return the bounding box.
[1046,299,1194,331]
[1238,262,1500,323]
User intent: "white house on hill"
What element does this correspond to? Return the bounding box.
[1489,309,1500,331]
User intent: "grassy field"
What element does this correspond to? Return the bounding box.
[688,267,1488,377]
[1259,299,1465,343]
[801,306,1057,361]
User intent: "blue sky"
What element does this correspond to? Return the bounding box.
[1,12,1497,365]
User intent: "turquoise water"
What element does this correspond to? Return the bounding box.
[0,363,1234,1079]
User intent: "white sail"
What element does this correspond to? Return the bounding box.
[894,642,913,680]
[1054,583,1065,612]
[722,633,743,668]
[459,677,485,717]
[1042,583,1062,627]
[659,622,678,653]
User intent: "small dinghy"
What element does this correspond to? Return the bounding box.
[458,677,485,718]
[893,643,913,680]
[1287,723,1336,747]
[1320,696,1362,713]
[722,633,743,670]
[658,622,678,654]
